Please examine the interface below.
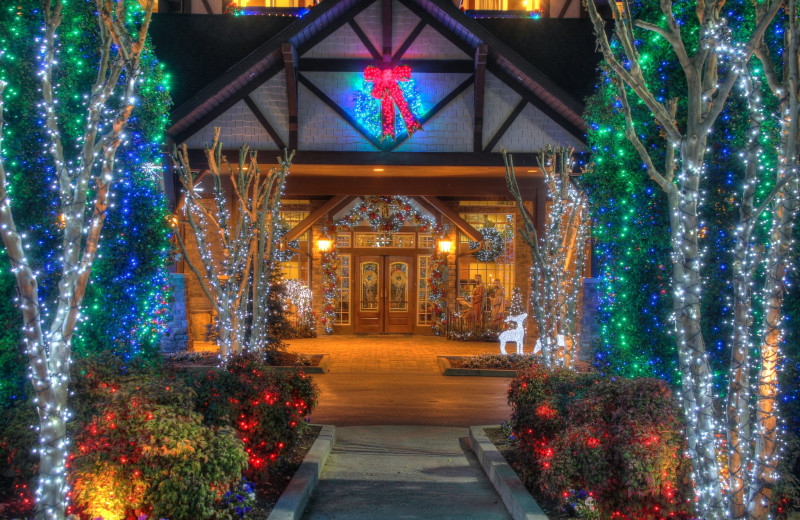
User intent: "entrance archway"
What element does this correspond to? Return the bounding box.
[319,196,447,335]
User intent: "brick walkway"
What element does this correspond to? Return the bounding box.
[285,334,498,374]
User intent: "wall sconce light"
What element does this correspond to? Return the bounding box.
[437,239,452,254]
[317,238,332,253]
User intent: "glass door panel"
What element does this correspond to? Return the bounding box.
[388,262,409,312]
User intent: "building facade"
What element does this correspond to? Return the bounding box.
[151,0,601,347]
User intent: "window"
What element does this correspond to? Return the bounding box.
[335,233,352,248]
[353,232,415,248]
[279,210,309,283]
[462,0,534,10]
[458,212,515,305]
[335,254,351,325]
[228,0,308,7]
[418,233,435,249]
[417,255,433,326]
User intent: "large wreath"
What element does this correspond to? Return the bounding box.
[354,79,425,142]
[469,226,505,263]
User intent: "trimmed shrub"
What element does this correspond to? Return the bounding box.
[508,366,693,519]
[187,353,319,480]
[69,377,247,520]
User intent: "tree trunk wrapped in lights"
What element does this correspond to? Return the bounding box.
[0,1,155,518]
[584,0,797,518]
[504,146,590,368]
[172,129,293,359]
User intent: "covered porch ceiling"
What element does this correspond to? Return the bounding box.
[179,148,546,198]
[283,163,542,197]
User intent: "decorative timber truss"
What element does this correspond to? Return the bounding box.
[162,0,594,204]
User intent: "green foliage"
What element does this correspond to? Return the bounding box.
[508,366,693,519]
[184,353,318,482]
[0,397,38,488]
[70,377,247,520]
[265,268,292,353]
[582,0,798,388]
[460,353,540,370]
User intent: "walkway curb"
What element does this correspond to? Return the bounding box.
[438,356,517,377]
[266,424,336,520]
[269,354,331,374]
[469,425,548,520]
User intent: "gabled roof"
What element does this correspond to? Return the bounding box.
[149,14,296,109]
[149,0,601,143]
[473,17,600,105]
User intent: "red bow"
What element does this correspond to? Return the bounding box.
[364,65,423,141]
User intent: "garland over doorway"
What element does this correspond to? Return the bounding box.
[319,196,448,334]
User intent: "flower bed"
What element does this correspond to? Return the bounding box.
[451,353,540,370]
[164,351,320,367]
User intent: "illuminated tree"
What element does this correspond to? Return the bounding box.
[173,130,293,358]
[0,0,172,405]
[584,0,797,518]
[0,1,155,518]
[504,146,590,368]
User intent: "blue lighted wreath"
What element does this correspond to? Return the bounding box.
[468,226,505,262]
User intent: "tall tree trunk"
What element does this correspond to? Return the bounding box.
[726,69,763,519]
[671,138,726,520]
[748,98,800,520]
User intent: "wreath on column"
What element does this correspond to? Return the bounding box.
[469,226,505,263]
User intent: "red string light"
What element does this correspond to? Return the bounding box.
[364,66,422,141]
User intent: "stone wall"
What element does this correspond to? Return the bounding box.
[579,277,600,361]
[160,273,190,352]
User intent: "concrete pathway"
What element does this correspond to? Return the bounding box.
[301,425,512,520]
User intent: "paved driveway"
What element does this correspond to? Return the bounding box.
[285,335,513,427]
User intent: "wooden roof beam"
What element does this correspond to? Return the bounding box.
[243,94,286,150]
[382,0,392,62]
[282,43,299,150]
[418,196,483,242]
[283,195,354,241]
[473,44,488,153]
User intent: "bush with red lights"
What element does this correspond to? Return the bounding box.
[508,364,695,519]
[188,353,319,482]
[68,376,248,520]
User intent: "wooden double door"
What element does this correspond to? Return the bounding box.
[354,255,414,334]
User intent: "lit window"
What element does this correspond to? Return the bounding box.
[458,212,515,304]
[335,254,351,325]
[417,255,433,325]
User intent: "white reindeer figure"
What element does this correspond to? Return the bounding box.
[499,313,527,355]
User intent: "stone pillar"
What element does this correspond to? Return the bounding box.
[160,273,190,352]
[579,277,600,361]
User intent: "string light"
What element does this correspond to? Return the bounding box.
[584,0,798,517]
[173,131,294,360]
[354,72,424,143]
[504,146,589,369]
[0,1,159,517]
